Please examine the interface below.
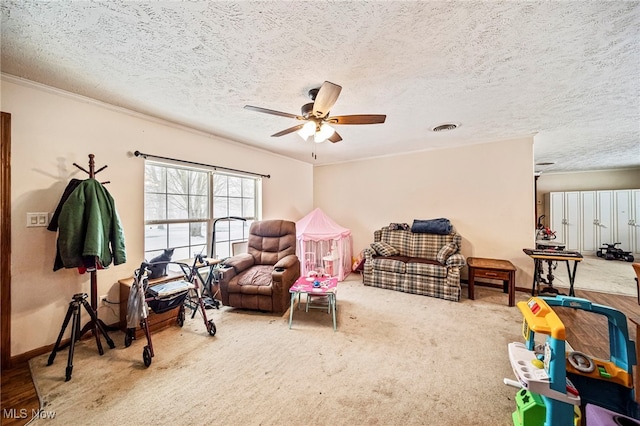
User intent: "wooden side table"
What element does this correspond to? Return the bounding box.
[467,257,517,307]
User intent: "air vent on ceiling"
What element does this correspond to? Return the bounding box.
[431,123,459,132]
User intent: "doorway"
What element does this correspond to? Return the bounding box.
[1,111,11,368]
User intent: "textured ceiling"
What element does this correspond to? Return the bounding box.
[1,1,639,173]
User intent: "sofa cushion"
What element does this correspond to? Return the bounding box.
[436,242,458,264]
[407,257,442,266]
[406,258,448,278]
[229,265,274,293]
[378,228,412,255]
[411,233,455,259]
[371,255,409,274]
[371,241,400,257]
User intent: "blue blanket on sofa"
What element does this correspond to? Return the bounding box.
[411,218,452,235]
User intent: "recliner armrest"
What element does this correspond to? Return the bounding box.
[272,254,300,283]
[221,253,255,274]
[273,254,299,270]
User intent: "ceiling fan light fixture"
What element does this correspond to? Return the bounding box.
[245,81,386,146]
[314,123,335,143]
[297,121,316,140]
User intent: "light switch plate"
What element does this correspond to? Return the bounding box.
[26,212,49,227]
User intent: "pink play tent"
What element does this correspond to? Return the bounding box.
[296,208,353,281]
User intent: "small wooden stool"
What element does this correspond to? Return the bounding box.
[467,257,517,306]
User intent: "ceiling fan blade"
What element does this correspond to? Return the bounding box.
[328,114,387,125]
[244,105,302,120]
[271,123,306,137]
[328,131,342,143]
[313,81,342,118]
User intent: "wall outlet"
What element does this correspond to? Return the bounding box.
[99,295,108,305]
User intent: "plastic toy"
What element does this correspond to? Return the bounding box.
[596,242,634,262]
[507,295,640,425]
[513,389,546,426]
[585,404,640,425]
[542,296,638,419]
[507,297,581,426]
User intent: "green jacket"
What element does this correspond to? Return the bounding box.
[56,179,126,270]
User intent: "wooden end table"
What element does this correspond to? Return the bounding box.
[467,257,517,307]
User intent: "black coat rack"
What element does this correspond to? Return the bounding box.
[47,154,115,381]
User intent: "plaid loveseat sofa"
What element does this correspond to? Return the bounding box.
[363,226,466,302]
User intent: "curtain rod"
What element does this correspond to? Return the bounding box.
[133,150,270,179]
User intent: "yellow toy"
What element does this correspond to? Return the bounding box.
[508,297,580,426]
[507,295,639,425]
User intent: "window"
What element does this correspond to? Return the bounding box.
[211,174,257,258]
[144,162,259,261]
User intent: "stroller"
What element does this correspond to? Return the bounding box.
[125,256,217,367]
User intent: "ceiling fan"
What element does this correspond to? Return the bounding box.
[244,81,386,144]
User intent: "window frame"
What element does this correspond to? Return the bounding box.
[210,172,261,258]
[143,161,260,262]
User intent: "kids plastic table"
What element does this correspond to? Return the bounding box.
[288,276,338,331]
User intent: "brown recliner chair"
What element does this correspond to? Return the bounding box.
[218,220,300,312]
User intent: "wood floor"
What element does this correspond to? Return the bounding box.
[561,288,638,360]
[1,288,638,425]
[1,362,39,426]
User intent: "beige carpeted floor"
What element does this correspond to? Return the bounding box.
[28,256,637,425]
[30,276,529,426]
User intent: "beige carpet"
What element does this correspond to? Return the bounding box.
[546,255,637,297]
[29,276,529,426]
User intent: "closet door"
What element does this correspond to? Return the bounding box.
[633,190,640,256]
[614,190,632,252]
[580,191,597,254]
[564,192,580,251]
[597,190,615,249]
[548,192,566,243]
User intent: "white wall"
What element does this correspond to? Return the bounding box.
[535,169,640,221]
[313,137,536,289]
[3,77,314,356]
[538,169,640,193]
